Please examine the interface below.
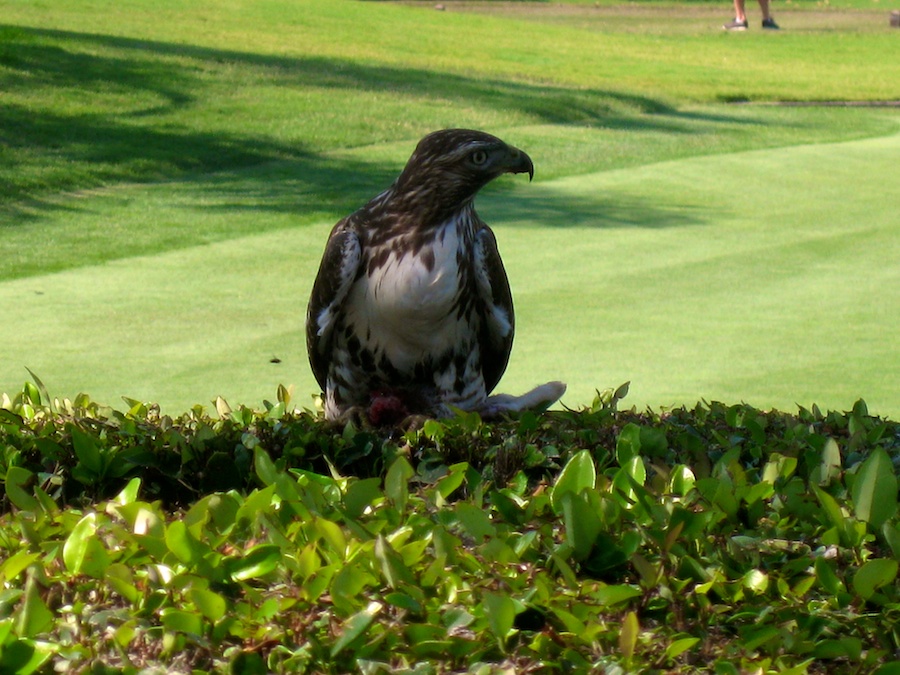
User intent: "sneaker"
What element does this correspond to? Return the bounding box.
[723,18,749,30]
[762,18,780,29]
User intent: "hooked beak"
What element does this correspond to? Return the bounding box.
[504,145,534,182]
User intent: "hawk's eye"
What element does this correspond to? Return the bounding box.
[470,150,488,166]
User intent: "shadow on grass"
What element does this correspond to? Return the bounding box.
[0,24,755,222]
[485,187,707,230]
[193,164,707,233]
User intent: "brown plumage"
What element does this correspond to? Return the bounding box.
[306,129,565,422]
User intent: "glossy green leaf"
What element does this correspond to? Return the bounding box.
[235,485,277,525]
[105,563,140,604]
[814,556,845,594]
[384,591,422,614]
[665,636,699,660]
[436,462,468,500]
[0,637,55,675]
[330,562,372,611]
[32,485,58,515]
[560,491,602,560]
[22,380,42,407]
[110,621,134,650]
[455,502,495,540]
[812,485,850,547]
[761,453,797,484]
[81,538,111,579]
[62,512,97,574]
[421,419,445,442]
[619,611,639,660]
[741,625,780,651]
[69,425,103,476]
[4,466,39,512]
[16,575,54,638]
[697,477,739,520]
[852,558,898,600]
[375,535,415,589]
[330,601,382,657]
[743,480,774,505]
[551,607,586,635]
[483,593,516,641]
[668,464,696,497]
[343,477,382,520]
[742,569,769,594]
[812,438,842,485]
[229,544,281,581]
[207,493,241,532]
[113,477,141,506]
[185,492,238,537]
[296,542,321,580]
[160,608,204,635]
[385,456,414,512]
[190,587,227,622]
[639,426,668,457]
[165,520,199,565]
[813,637,862,661]
[851,448,898,530]
[594,584,642,607]
[612,455,647,503]
[253,447,280,486]
[883,523,900,560]
[616,423,642,465]
[550,449,595,515]
[0,551,40,585]
[314,517,347,557]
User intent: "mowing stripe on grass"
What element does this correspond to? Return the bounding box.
[1,126,898,414]
[494,124,900,415]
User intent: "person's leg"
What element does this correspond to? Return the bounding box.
[758,0,780,28]
[724,0,749,28]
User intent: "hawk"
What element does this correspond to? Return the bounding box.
[306,129,565,423]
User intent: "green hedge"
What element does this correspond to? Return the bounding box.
[1,382,899,673]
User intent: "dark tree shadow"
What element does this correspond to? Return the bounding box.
[0,24,746,227]
[192,164,708,233]
[482,186,708,230]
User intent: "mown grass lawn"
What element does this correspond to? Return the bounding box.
[1,0,899,414]
[1,2,900,673]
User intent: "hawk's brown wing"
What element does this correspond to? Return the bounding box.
[474,224,514,394]
[305,217,362,391]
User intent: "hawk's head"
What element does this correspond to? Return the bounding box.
[390,129,534,222]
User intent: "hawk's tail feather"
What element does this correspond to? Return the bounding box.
[481,381,567,417]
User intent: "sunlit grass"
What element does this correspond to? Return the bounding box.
[0,0,898,414]
[2,122,897,414]
[2,0,898,208]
